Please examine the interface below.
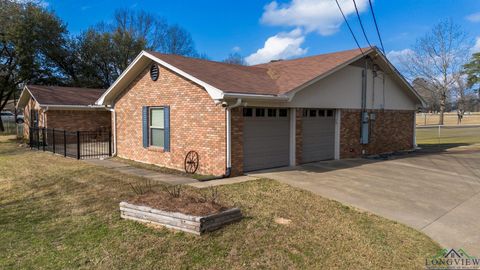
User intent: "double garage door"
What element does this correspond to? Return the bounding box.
[243,108,336,172]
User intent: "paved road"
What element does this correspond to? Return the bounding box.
[249,148,480,256]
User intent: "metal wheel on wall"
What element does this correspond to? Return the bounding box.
[184,151,199,174]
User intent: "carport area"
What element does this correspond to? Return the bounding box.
[249,147,480,256]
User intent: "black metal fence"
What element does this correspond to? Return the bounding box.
[29,127,112,159]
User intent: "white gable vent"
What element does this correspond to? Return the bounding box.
[150,63,159,81]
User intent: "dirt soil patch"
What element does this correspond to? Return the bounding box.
[128,191,228,216]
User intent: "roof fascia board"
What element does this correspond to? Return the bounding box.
[374,51,426,107]
[96,51,225,105]
[222,92,289,101]
[285,47,425,107]
[96,51,146,105]
[143,51,224,100]
[285,48,375,101]
[16,85,34,109]
[41,104,107,111]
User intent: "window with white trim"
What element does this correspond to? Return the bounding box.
[149,107,165,147]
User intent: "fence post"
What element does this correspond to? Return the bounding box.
[108,130,112,157]
[76,131,81,160]
[52,128,55,154]
[64,130,67,157]
[42,128,46,151]
[29,127,32,148]
[37,128,40,150]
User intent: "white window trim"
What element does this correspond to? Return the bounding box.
[149,107,165,147]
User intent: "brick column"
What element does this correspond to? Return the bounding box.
[230,107,244,176]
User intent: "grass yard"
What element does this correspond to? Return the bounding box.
[0,135,440,269]
[416,126,480,149]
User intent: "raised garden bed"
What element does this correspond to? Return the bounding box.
[120,202,242,235]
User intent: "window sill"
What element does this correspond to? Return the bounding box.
[147,146,165,153]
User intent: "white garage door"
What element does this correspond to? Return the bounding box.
[302,109,335,163]
[243,108,290,172]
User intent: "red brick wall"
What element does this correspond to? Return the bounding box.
[46,110,111,132]
[230,107,243,176]
[23,97,111,137]
[340,109,414,158]
[114,64,226,176]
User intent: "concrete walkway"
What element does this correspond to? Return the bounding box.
[187,176,259,188]
[248,148,480,256]
[85,159,197,185]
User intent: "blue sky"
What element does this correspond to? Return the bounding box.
[45,0,480,65]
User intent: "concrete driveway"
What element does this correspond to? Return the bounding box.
[249,148,480,256]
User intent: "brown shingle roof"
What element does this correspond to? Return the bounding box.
[148,47,370,96]
[27,85,106,106]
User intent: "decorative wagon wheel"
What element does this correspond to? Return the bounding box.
[184,151,199,174]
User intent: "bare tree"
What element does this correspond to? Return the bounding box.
[400,19,471,125]
[412,78,441,112]
[223,53,246,65]
[161,24,197,57]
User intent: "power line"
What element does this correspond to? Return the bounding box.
[368,0,385,54]
[334,0,364,55]
[352,0,372,48]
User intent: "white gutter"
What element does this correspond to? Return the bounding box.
[39,104,107,110]
[225,98,242,175]
[222,92,289,101]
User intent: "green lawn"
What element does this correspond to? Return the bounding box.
[0,135,440,269]
[416,126,480,149]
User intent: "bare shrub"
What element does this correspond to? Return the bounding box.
[129,179,153,195]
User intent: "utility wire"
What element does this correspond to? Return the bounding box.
[335,0,364,55]
[352,0,372,48]
[368,0,385,54]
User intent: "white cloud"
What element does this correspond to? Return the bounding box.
[232,46,241,52]
[246,29,307,65]
[261,0,369,36]
[466,12,480,22]
[471,37,480,53]
[386,49,413,67]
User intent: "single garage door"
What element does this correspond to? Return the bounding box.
[302,109,335,163]
[243,107,290,172]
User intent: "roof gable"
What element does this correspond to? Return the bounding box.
[97,47,424,106]
[17,85,106,109]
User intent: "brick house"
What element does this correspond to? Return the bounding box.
[17,85,111,138]
[98,46,424,176]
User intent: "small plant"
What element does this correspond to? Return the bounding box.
[200,186,221,204]
[164,184,182,198]
[129,179,153,195]
[209,186,220,204]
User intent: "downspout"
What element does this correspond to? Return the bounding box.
[224,98,242,178]
[107,107,116,156]
[199,98,242,181]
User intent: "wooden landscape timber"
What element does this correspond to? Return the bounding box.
[119,202,242,235]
